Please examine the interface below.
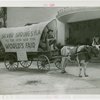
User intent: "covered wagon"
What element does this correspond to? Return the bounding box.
[0,19,61,71]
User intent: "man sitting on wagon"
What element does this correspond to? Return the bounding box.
[46,29,57,51]
[38,28,57,51]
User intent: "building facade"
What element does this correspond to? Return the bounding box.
[6,7,100,45]
[56,7,100,45]
[7,7,61,27]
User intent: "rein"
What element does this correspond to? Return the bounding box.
[62,50,88,57]
[62,46,90,57]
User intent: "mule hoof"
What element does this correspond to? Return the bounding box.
[61,71,66,74]
[79,75,82,77]
[85,75,89,77]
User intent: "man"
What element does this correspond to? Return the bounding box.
[61,46,77,73]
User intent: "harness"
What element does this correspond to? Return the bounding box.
[62,46,90,59]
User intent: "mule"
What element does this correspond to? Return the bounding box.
[61,45,99,77]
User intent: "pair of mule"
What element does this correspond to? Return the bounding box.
[60,44,100,77]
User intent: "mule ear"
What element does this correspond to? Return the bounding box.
[92,38,94,45]
[95,45,100,50]
[92,40,95,46]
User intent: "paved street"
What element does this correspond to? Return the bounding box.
[0,61,100,94]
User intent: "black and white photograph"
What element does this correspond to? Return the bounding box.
[1,7,100,96]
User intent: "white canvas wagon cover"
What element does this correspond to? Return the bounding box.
[0,19,57,61]
[0,21,49,53]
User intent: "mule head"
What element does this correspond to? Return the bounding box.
[92,36,100,50]
[91,46,100,57]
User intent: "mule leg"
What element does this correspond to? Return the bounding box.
[79,65,82,77]
[61,57,67,73]
[83,63,88,77]
[76,57,82,77]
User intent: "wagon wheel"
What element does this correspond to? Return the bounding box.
[0,46,5,57]
[4,54,19,71]
[37,55,50,71]
[54,58,62,69]
[20,61,32,68]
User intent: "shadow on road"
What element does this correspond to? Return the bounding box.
[14,68,49,74]
[47,70,80,79]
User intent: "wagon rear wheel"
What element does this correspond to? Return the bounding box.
[20,61,32,68]
[4,54,19,71]
[37,55,50,71]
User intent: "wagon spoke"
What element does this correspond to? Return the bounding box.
[13,64,18,70]
[40,66,44,69]
[6,63,10,67]
[6,64,11,69]
[44,65,49,70]
[5,64,9,66]
[21,62,25,65]
[13,63,18,67]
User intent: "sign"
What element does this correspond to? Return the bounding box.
[0,21,48,53]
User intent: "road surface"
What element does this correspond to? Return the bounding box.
[0,61,100,94]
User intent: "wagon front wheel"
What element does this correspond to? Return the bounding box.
[54,58,62,69]
[37,55,50,71]
[20,61,32,68]
[4,54,19,71]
